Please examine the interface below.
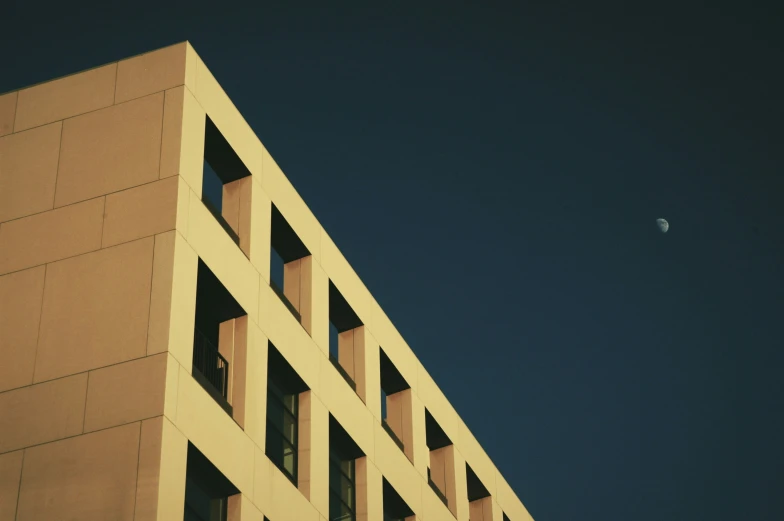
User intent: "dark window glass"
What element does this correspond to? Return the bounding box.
[266,381,298,484]
[184,476,227,521]
[329,450,356,521]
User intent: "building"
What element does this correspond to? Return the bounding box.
[0,42,533,521]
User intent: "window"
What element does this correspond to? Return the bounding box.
[329,416,364,521]
[185,443,239,521]
[466,464,493,521]
[266,343,309,486]
[379,348,411,458]
[193,260,247,420]
[330,450,355,521]
[202,116,252,256]
[267,380,298,483]
[270,204,311,325]
[426,409,455,514]
[328,281,363,392]
[383,478,414,521]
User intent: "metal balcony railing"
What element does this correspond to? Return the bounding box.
[192,328,231,415]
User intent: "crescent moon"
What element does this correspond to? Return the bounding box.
[656,218,669,233]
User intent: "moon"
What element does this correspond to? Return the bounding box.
[656,218,669,233]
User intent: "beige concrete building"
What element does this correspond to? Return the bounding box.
[0,43,534,521]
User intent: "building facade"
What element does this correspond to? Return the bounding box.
[0,43,534,521]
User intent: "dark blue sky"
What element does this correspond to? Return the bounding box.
[4,2,782,520]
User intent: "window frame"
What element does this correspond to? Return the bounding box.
[266,379,299,485]
[329,449,356,521]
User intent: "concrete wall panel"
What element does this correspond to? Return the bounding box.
[187,189,259,320]
[495,472,534,521]
[371,300,419,393]
[83,353,168,433]
[156,417,188,521]
[421,479,456,521]
[321,232,373,327]
[222,176,252,257]
[236,494,265,521]
[492,500,504,521]
[357,458,383,521]
[410,392,428,479]
[192,56,263,180]
[102,177,179,247]
[361,329,381,421]
[0,196,104,275]
[147,231,175,356]
[469,497,494,521]
[239,176,253,257]
[14,64,116,132]
[257,283,321,391]
[134,416,164,521]
[0,121,61,223]
[166,233,198,369]
[253,456,320,521]
[249,180,271,282]
[417,366,460,447]
[373,421,422,517]
[243,322,268,449]
[175,365,255,495]
[35,238,154,382]
[0,91,16,136]
[0,373,87,454]
[55,92,163,207]
[115,43,188,104]
[178,89,205,194]
[0,266,45,392]
[309,260,330,354]
[160,86,184,179]
[319,356,375,458]
[458,418,497,499]
[261,149,321,261]
[163,354,180,422]
[176,176,191,235]
[298,391,329,517]
[184,43,198,92]
[15,422,140,521]
[0,450,23,521]
[453,449,469,521]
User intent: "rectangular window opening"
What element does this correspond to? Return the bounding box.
[193,260,247,417]
[380,348,410,454]
[270,204,310,324]
[203,116,252,255]
[329,416,364,521]
[466,463,493,521]
[426,409,453,511]
[185,443,239,521]
[383,478,414,521]
[328,281,362,392]
[266,342,309,486]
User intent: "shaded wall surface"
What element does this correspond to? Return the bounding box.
[0,43,532,521]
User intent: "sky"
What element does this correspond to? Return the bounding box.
[3,1,782,520]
